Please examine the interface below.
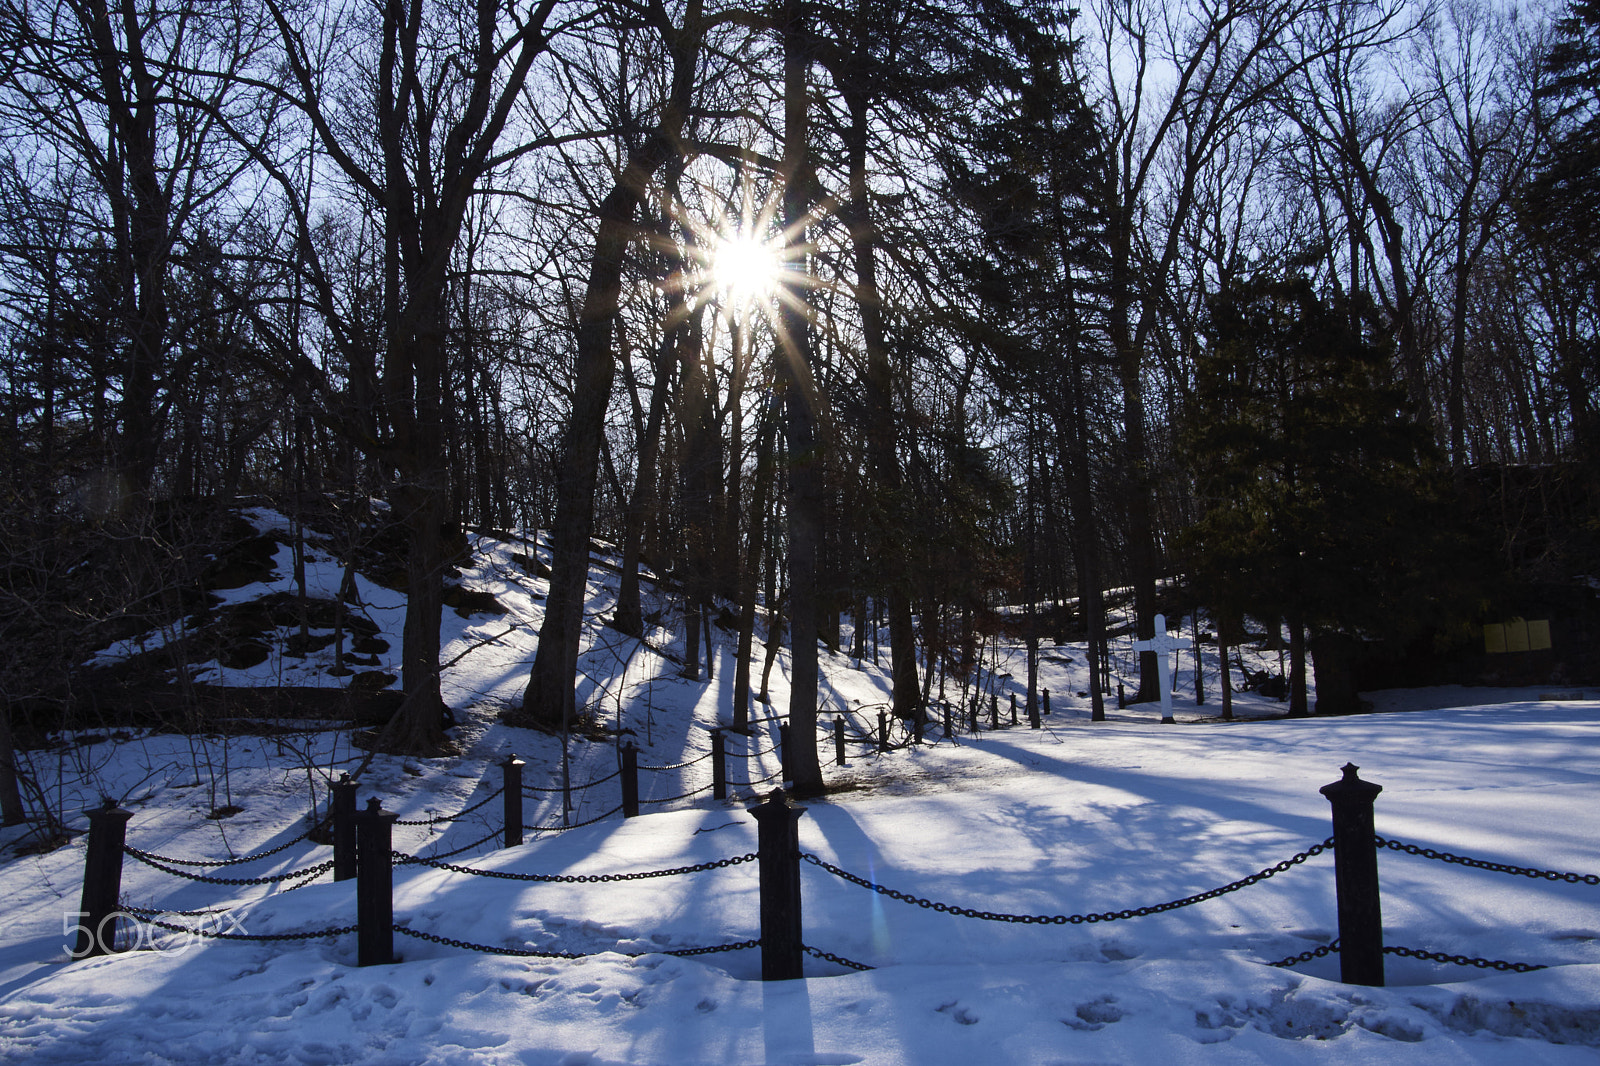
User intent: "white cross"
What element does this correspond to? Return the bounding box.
[1132,613,1192,723]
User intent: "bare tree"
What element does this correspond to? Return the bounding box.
[521,0,716,729]
[262,0,574,751]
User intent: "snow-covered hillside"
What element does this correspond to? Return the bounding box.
[2,520,1597,1064]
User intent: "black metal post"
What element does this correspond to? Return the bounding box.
[833,719,845,766]
[749,788,806,981]
[969,696,979,734]
[712,729,727,800]
[778,724,792,783]
[1320,763,1385,986]
[942,701,952,739]
[990,694,999,730]
[1042,688,1051,716]
[355,797,398,966]
[502,754,525,848]
[1117,682,1126,709]
[620,742,639,818]
[1009,693,1017,726]
[331,773,357,882]
[73,799,132,959]
[877,710,889,753]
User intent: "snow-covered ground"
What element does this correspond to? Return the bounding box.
[3,521,1598,1063]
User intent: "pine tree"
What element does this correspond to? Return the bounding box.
[1181,277,1482,714]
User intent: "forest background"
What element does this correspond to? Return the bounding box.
[0,0,1595,806]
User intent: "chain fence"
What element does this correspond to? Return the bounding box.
[395,851,756,883]
[523,804,625,834]
[113,829,314,868]
[394,925,759,960]
[800,839,1333,926]
[393,787,505,826]
[803,943,875,971]
[1376,836,1600,885]
[639,783,716,806]
[124,847,337,887]
[1384,944,1549,972]
[523,768,622,794]
[639,750,714,772]
[1265,938,1549,973]
[397,825,505,864]
[132,914,359,943]
[726,767,785,788]
[1266,939,1341,968]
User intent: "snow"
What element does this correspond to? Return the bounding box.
[3,521,1599,1063]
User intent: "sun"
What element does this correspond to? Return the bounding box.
[705,231,784,314]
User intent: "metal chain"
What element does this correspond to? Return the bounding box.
[800,839,1334,925]
[640,750,713,772]
[394,787,505,826]
[394,925,758,960]
[727,767,785,788]
[396,825,505,864]
[803,943,875,971]
[741,743,781,758]
[118,829,314,867]
[1376,836,1600,885]
[665,939,761,958]
[1266,939,1340,967]
[639,782,715,805]
[524,769,622,794]
[124,903,235,918]
[1384,944,1548,973]
[395,851,756,883]
[135,914,358,942]
[124,848,337,887]
[523,804,625,833]
[395,926,585,958]
[1264,940,1549,973]
[283,865,331,892]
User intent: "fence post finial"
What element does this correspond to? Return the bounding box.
[1320,763,1384,986]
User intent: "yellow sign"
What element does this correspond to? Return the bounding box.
[1483,618,1552,654]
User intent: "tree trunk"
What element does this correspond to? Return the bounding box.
[679,302,716,680]
[613,327,676,637]
[842,92,921,724]
[733,407,778,732]
[776,0,824,798]
[1287,613,1309,717]
[1107,220,1159,702]
[521,8,704,726]
[0,707,25,826]
[1311,631,1361,716]
[759,588,785,706]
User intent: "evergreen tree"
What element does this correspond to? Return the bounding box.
[1181,277,1483,714]
[1524,0,1600,457]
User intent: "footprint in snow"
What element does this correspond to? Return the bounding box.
[936,1000,979,1025]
